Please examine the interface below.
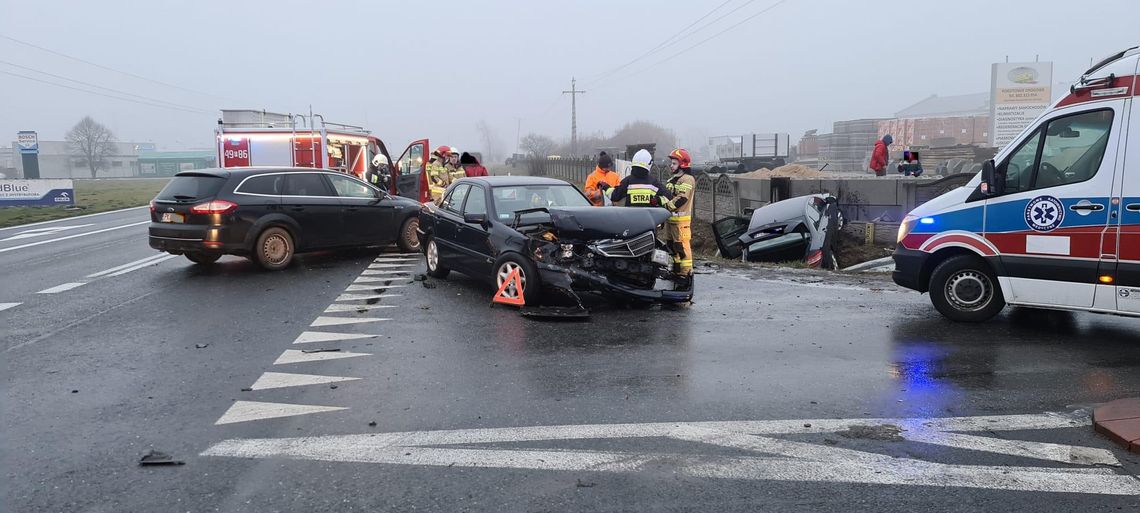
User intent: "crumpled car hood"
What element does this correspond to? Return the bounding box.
[547,206,670,240]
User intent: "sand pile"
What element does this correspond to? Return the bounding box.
[737,164,826,179]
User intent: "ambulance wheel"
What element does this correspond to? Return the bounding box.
[424,236,450,279]
[929,255,1005,322]
[397,216,421,253]
[493,253,541,305]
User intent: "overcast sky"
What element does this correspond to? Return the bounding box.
[1,0,1136,156]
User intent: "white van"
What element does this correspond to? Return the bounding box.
[893,46,1139,321]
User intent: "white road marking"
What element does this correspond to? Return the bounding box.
[0,206,148,233]
[0,224,94,242]
[310,316,389,327]
[273,349,372,365]
[336,293,401,302]
[37,282,85,294]
[105,254,178,276]
[0,302,21,312]
[87,253,171,278]
[353,277,410,284]
[202,411,1140,495]
[249,372,361,391]
[214,400,347,425]
[347,282,408,290]
[0,220,150,254]
[293,331,378,344]
[360,269,412,276]
[324,303,398,313]
[374,257,420,263]
[369,263,417,269]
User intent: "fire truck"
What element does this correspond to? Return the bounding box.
[215,109,432,203]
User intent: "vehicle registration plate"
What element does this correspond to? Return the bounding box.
[161,213,185,223]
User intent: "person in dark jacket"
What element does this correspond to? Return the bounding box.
[459,152,489,177]
[607,149,672,207]
[870,134,892,177]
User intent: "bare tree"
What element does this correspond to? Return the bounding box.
[519,133,557,158]
[66,116,118,178]
[475,120,506,164]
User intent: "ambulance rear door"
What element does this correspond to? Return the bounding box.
[1110,64,1140,312]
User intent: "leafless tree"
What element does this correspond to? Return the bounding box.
[519,133,557,158]
[66,116,117,178]
[475,120,505,164]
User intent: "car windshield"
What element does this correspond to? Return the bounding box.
[491,184,589,221]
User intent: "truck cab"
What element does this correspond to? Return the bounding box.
[893,46,1139,322]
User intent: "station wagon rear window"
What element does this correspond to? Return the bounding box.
[156,175,226,201]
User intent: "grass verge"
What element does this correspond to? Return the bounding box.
[0,178,169,228]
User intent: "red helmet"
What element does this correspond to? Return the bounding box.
[669,148,692,169]
[434,145,452,156]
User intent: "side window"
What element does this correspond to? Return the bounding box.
[326,174,377,199]
[1035,109,1114,188]
[463,186,487,215]
[283,173,334,197]
[1001,130,1041,194]
[237,174,283,195]
[399,142,425,176]
[442,184,470,214]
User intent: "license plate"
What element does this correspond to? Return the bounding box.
[160,213,185,223]
[651,249,671,266]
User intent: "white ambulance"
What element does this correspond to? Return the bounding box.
[894,46,1139,321]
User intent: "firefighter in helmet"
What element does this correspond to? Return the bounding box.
[664,148,696,284]
[426,145,452,203]
[446,147,466,184]
[606,149,672,208]
[367,153,391,190]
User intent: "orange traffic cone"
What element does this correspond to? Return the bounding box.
[492,268,526,307]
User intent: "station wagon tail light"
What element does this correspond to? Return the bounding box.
[190,200,238,215]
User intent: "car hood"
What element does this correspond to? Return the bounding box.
[547,207,670,240]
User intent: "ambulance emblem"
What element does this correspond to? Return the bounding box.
[1025,196,1064,232]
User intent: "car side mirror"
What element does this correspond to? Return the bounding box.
[980,159,998,196]
[463,212,487,225]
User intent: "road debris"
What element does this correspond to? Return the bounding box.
[195,343,209,349]
[576,479,596,488]
[414,274,427,281]
[139,450,185,466]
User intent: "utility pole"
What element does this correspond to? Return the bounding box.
[515,117,522,154]
[562,78,586,157]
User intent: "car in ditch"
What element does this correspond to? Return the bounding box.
[711,193,842,268]
[417,176,693,306]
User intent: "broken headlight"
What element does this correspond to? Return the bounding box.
[560,243,574,260]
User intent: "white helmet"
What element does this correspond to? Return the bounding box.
[372,153,390,167]
[631,149,653,171]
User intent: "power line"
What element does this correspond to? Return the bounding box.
[0,33,241,104]
[584,0,737,83]
[591,0,791,93]
[0,59,211,112]
[0,70,212,115]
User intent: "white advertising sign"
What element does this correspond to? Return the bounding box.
[0,179,75,206]
[990,62,1053,149]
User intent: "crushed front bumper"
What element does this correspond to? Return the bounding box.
[536,261,693,303]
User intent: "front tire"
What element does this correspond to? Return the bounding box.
[185,252,220,265]
[397,216,421,253]
[928,255,1005,322]
[492,253,541,305]
[255,227,294,271]
[424,236,450,279]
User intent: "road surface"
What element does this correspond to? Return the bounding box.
[3,208,1140,512]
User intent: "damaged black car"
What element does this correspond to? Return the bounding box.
[417,176,693,307]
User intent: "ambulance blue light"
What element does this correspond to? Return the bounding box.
[919,217,935,225]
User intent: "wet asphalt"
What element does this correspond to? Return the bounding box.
[3,215,1140,512]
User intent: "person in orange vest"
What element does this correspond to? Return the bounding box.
[584,152,620,206]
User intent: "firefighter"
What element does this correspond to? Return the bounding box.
[366,153,391,190]
[446,147,466,184]
[664,148,696,282]
[607,149,671,208]
[426,145,452,203]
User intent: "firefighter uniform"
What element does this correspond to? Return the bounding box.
[426,146,452,203]
[608,149,672,207]
[665,171,695,275]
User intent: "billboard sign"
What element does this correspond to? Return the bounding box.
[0,179,75,207]
[990,62,1053,148]
[17,131,38,155]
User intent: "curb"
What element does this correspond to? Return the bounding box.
[1092,398,1140,453]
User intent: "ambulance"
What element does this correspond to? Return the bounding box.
[215,109,433,203]
[893,46,1139,322]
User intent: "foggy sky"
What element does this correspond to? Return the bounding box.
[1,0,1136,157]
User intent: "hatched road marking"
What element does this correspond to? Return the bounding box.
[215,401,348,425]
[310,316,389,327]
[335,293,401,301]
[324,303,398,313]
[0,224,94,242]
[0,220,150,254]
[202,411,1140,495]
[292,331,378,344]
[0,302,21,312]
[249,372,361,391]
[273,349,372,365]
[37,282,85,294]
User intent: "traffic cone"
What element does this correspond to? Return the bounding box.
[492,268,525,307]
